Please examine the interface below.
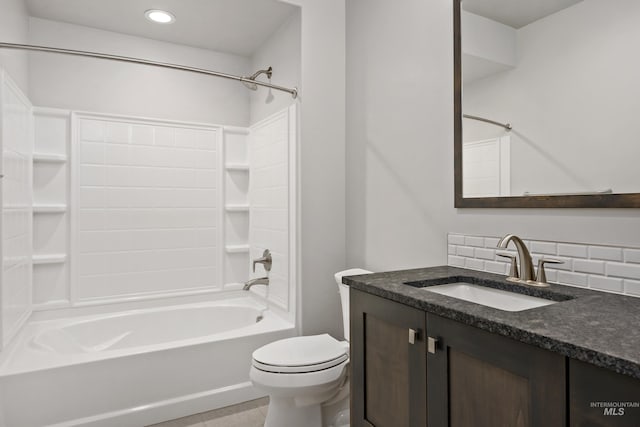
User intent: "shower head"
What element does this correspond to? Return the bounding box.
[241,66,273,90]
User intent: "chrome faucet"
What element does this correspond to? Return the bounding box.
[497,234,564,287]
[243,277,269,291]
[497,234,536,283]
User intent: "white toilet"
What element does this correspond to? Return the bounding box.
[249,268,372,427]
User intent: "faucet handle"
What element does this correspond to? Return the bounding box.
[497,252,519,281]
[252,249,272,273]
[534,258,564,287]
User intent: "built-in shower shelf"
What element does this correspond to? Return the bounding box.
[225,204,250,212]
[33,254,67,265]
[225,244,250,253]
[33,153,67,163]
[225,163,250,171]
[33,204,67,213]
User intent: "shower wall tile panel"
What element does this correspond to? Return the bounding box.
[448,233,640,297]
[1,71,33,347]
[76,116,220,301]
[249,110,290,311]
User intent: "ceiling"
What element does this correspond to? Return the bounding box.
[462,0,583,28]
[26,0,298,56]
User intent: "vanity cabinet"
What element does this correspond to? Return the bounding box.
[350,289,427,427]
[351,290,564,427]
[570,359,640,427]
[426,314,566,427]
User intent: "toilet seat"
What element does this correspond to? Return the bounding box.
[252,334,349,374]
[253,353,348,373]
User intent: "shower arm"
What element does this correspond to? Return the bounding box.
[0,42,298,99]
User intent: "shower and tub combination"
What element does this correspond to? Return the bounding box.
[0,29,300,426]
[0,295,292,427]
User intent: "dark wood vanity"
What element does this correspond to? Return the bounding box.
[347,268,640,427]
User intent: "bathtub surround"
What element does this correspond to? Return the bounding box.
[0,64,298,425]
[447,233,640,297]
[75,115,220,300]
[248,107,297,318]
[18,106,298,315]
[0,71,33,349]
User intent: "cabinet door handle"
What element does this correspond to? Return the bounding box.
[408,328,419,344]
[427,336,439,354]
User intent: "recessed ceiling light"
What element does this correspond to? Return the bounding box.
[144,9,176,24]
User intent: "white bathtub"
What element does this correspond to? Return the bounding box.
[0,293,295,427]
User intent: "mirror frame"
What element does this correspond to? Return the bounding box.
[453,0,640,208]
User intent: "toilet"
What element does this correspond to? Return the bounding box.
[249,268,372,427]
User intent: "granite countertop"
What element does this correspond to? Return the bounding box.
[344,266,640,380]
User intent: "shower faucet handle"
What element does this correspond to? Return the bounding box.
[252,249,272,273]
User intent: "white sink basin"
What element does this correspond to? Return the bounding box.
[423,282,556,312]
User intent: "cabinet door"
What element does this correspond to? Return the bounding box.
[427,314,566,427]
[570,359,640,426]
[351,289,427,427]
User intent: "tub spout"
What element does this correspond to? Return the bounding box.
[243,277,269,291]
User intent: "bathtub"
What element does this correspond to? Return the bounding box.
[0,293,295,427]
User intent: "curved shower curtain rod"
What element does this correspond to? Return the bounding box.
[463,114,512,131]
[0,42,298,99]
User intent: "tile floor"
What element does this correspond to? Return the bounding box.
[148,397,268,427]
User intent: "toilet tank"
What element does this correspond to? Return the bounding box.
[334,269,372,341]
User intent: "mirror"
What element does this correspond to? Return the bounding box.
[454,0,640,208]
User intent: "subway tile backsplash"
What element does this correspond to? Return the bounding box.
[447,233,640,297]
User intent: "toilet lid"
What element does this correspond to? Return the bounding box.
[252,334,348,373]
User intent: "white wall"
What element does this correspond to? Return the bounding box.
[0,0,30,93]
[461,11,515,68]
[461,10,516,83]
[250,10,301,125]
[28,18,251,126]
[346,0,451,271]
[463,0,640,195]
[346,0,640,275]
[283,0,346,338]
